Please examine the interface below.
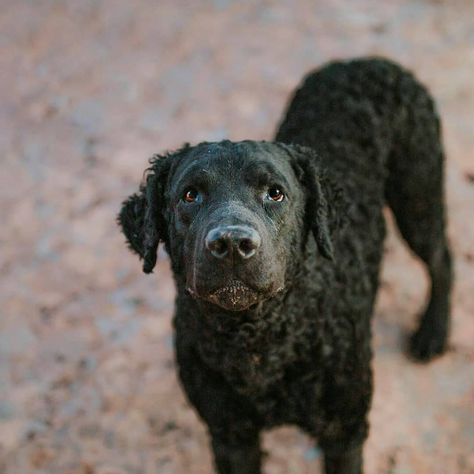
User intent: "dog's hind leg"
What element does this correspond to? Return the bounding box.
[385,87,453,361]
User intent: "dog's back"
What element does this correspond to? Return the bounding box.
[277,57,452,361]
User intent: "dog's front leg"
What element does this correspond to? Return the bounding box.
[211,430,262,474]
[175,337,262,473]
[318,362,371,474]
[323,445,362,474]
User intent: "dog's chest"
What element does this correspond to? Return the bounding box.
[197,328,289,393]
[197,332,326,424]
[197,316,324,397]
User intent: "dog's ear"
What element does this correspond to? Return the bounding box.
[118,152,174,274]
[278,143,348,260]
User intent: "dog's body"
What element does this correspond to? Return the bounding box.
[119,58,452,474]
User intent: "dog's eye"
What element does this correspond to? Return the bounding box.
[183,188,200,203]
[266,186,285,202]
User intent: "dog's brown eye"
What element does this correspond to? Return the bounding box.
[183,188,200,203]
[267,187,285,202]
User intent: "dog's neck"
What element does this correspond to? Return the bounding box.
[175,277,329,398]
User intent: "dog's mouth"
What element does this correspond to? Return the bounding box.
[208,280,260,311]
[188,279,262,312]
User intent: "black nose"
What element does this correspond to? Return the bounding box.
[205,225,261,260]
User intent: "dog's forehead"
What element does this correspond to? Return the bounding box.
[172,141,295,186]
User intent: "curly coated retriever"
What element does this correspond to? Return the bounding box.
[118,58,452,474]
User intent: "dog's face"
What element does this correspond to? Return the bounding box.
[119,141,335,312]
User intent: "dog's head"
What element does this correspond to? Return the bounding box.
[118,140,346,312]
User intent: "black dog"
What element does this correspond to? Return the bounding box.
[119,58,452,474]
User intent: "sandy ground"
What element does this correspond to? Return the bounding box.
[1,1,473,473]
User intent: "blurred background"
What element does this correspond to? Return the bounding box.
[1,1,473,473]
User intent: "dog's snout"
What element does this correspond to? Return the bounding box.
[205,225,261,260]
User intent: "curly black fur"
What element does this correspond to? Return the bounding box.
[118,58,452,474]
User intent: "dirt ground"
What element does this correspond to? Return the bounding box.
[1,1,473,473]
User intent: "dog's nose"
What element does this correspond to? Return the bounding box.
[205,225,261,260]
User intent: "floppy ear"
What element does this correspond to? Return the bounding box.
[277,143,348,260]
[118,153,172,274]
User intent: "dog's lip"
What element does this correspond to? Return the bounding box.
[186,280,285,311]
[209,279,256,295]
[187,279,256,298]
[187,279,259,298]
[208,280,259,311]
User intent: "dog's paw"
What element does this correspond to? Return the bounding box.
[408,318,448,362]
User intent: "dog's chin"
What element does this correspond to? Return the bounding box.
[192,280,265,312]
